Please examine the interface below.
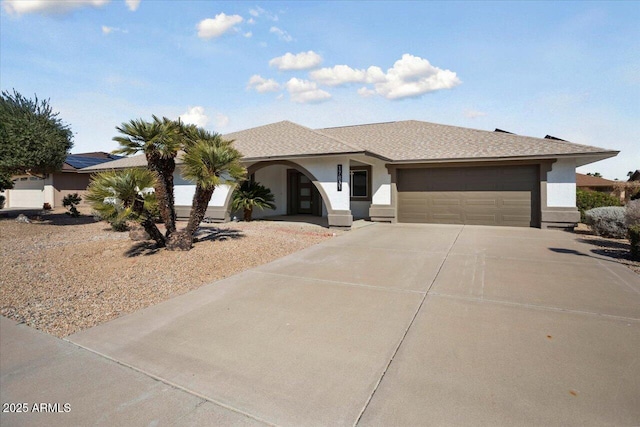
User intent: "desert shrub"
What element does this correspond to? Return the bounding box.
[625,200,640,227]
[62,193,82,217]
[629,225,640,260]
[0,194,4,209]
[576,189,622,223]
[584,206,627,238]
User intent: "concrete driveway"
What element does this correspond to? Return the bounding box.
[2,223,639,426]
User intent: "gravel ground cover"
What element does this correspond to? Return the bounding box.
[0,211,341,337]
[573,223,640,275]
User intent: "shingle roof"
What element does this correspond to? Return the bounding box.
[225,120,363,160]
[317,120,615,162]
[80,119,617,171]
[576,173,617,187]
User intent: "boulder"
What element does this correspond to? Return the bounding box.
[15,214,31,224]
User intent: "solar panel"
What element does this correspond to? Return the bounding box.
[65,154,122,169]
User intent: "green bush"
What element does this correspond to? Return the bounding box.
[576,189,621,222]
[585,207,627,238]
[625,200,640,227]
[629,225,640,260]
[62,193,82,217]
[0,194,5,209]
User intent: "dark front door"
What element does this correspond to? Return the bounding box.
[287,170,322,216]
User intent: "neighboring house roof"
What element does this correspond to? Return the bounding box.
[80,120,618,171]
[80,153,147,171]
[629,170,640,182]
[62,152,122,171]
[576,173,617,188]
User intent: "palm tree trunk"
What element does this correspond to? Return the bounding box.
[141,218,166,247]
[166,184,214,251]
[146,153,177,237]
[131,195,165,247]
[186,184,215,236]
[244,206,253,222]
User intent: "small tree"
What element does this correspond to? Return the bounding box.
[86,169,165,245]
[0,90,73,190]
[112,116,181,237]
[62,193,82,217]
[166,128,246,250]
[232,181,276,222]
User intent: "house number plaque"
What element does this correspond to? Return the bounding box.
[337,164,342,191]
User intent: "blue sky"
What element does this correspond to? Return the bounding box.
[1,0,638,180]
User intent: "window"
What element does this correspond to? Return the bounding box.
[349,166,371,200]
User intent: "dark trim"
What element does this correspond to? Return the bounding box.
[384,151,619,165]
[349,165,372,202]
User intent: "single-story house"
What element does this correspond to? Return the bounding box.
[2,152,121,209]
[576,173,625,201]
[80,120,618,229]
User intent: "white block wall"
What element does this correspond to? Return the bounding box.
[173,170,232,209]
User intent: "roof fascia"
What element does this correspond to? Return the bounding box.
[385,151,619,165]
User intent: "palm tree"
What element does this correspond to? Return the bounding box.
[165,128,246,250]
[112,116,181,237]
[232,181,276,221]
[86,168,165,246]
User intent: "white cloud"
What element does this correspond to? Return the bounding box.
[357,87,376,98]
[247,18,255,24]
[310,65,385,86]
[269,51,322,71]
[246,75,280,93]
[373,54,461,99]
[214,113,230,129]
[464,109,487,118]
[310,54,460,100]
[180,106,209,127]
[125,0,140,11]
[269,26,293,42]
[243,31,252,38]
[3,0,108,15]
[102,25,127,35]
[197,13,244,39]
[249,6,278,21]
[285,78,331,104]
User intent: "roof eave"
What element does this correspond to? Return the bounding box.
[386,151,619,165]
[240,150,367,163]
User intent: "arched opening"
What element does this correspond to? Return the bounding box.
[241,160,335,218]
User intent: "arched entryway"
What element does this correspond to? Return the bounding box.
[242,160,334,219]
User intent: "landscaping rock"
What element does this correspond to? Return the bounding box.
[128,222,151,241]
[15,214,31,224]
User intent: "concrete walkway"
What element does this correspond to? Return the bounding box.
[2,224,639,426]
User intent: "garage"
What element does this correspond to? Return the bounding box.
[396,165,539,227]
[6,176,45,208]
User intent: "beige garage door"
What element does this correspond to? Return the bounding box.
[8,177,45,208]
[397,165,539,227]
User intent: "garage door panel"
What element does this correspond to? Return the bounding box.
[397,166,538,227]
[8,177,45,208]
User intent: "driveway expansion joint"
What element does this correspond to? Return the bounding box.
[427,292,640,323]
[353,225,465,426]
[64,338,279,427]
[257,270,427,295]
